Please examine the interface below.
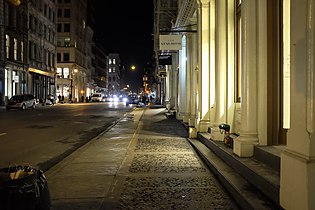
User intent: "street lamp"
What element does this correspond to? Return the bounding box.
[131,65,136,71]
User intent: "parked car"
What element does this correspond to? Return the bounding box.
[6,94,36,111]
[91,93,104,102]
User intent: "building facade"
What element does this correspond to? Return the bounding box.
[28,0,57,102]
[107,53,121,96]
[0,0,28,105]
[56,0,94,103]
[92,42,108,95]
[0,0,56,105]
[154,0,315,209]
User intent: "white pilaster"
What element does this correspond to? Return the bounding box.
[178,36,187,120]
[189,25,198,138]
[280,0,315,209]
[210,0,227,141]
[197,0,212,132]
[233,0,258,157]
[189,29,198,128]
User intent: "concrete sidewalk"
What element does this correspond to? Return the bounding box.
[46,106,239,210]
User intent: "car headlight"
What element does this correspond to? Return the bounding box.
[123,97,128,102]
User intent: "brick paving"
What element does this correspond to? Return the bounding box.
[47,107,239,210]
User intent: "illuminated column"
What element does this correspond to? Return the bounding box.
[178,35,187,120]
[280,0,315,209]
[210,0,226,141]
[183,34,191,123]
[233,0,258,157]
[189,27,198,138]
[196,0,211,132]
[165,65,171,109]
[226,0,236,130]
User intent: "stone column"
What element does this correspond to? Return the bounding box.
[280,0,315,209]
[189,23,198,138]
[183,34,191,124]
[177,35,187,120]
[196,0,211,132]
[210,0,227,141]
[233,0,259,157]
[165,64,171,110]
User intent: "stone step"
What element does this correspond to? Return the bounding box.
[253,145,284,172]
[189,133,282,209]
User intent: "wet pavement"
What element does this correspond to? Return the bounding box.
[46,106,239,210]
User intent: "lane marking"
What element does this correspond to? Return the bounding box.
[0,133,7,136]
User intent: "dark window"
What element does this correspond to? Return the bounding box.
[57,24,61,32]
[63,53,69,62]
[64,9,70,18]
[64,23,70,32]
[57,9,61,18]
[57,53,61,62]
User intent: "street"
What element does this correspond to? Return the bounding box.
[0,102,133,171]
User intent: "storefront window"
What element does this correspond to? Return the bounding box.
[6,35,10,59]
[63,68,69,78]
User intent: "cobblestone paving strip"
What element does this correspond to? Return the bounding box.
[113,135,239,210]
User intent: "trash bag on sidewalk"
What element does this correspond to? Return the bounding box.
[0,165,51,210]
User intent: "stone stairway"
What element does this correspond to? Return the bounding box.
[187,132,284,210]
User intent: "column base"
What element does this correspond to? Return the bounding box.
[189,127,198,138]
[189,117,196,127]
[198,120,210,132]
[233,134,258,157]
[280,149,315,210]
[209,126,224,141]
[183,113,190,123]
[176,111,185,121]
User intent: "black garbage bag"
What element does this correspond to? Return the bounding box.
[0,165,51,210]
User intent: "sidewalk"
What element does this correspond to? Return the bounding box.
[46,106,239,210]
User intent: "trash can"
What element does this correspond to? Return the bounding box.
[0,165,51,210]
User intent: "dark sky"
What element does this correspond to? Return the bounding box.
[92,1,154,91]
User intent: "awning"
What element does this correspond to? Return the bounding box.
[28,68,55,78]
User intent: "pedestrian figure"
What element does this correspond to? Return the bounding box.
[58,95,61,103]
[61,95,64,103]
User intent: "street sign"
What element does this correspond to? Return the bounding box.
[159,35,182,50]
[158,55,172,65]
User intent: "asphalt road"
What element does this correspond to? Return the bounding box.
[0,102,133,171]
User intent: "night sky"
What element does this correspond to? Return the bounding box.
[92,1,154,91]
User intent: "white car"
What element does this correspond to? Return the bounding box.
[6,94,36,110]
[91,93,104,102]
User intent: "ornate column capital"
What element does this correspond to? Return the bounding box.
[197,0,210,6]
